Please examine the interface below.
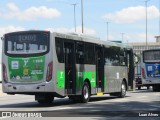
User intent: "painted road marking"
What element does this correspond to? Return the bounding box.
[153,93,160,96]
[136,96,148,99]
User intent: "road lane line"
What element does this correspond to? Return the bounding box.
[136,96,147,99]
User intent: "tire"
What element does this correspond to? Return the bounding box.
[118,81,127,98]
[80,82,90,103]
[147,86,150,90]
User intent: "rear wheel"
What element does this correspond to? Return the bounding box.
[118,81,126,98]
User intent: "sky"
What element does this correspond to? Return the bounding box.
[0,0,160,44]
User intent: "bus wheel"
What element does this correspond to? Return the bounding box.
[80,82,90,103]
[36,94,54,104]
[118,81,126,98]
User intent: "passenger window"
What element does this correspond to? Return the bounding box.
[85,43,95,64]
[105,46,120,66]
[55,38,64,63]
[76,42,84,64]
[119,48,126,66]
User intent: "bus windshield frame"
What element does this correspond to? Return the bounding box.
[143,50,160,63]
[4,31,50,57]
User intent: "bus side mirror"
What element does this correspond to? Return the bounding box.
[1,37,4,40]
[134,56,139,64]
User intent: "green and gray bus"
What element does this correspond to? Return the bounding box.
[2,30,134,104]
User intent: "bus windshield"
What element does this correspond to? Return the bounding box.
[143,50,160,63]
[5,31,49,56]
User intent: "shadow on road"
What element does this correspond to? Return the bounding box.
[0,96,131,108]
[132,89,160,93]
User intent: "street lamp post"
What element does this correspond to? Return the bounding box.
[121,33,125,42]
[81,0,84,33]
[71,3,77,32]
[159,0,160,35]
[106,22,110,40]
[145,0,150,50]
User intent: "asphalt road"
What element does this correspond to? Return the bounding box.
[0,84,159,120]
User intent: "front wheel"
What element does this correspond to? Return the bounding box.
[80,82,90,103]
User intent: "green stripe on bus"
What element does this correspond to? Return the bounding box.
[56,71,96,88]
[57,71,65,88]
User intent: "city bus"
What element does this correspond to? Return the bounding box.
[1,30,134,104]
[140,49,160,91]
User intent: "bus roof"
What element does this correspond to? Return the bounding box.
[3,30,132,49]
[53,32,132,49]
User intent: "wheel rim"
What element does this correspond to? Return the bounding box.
[83,85,89,99]
[122,83,126,95]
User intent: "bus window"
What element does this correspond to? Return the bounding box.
[105,46,120,66]
[119,48,126,66]
[84,43,94,64]
[55,38,64,63]
[76,42,84,64]
[5,32,49,55]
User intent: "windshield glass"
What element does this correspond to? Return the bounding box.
[143,50,160,62]
[5,32,49,55]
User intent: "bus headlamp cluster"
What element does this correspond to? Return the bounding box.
[46,61,53,82]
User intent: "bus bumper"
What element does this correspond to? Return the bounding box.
[2,82,56,94]
[142,79,160,85]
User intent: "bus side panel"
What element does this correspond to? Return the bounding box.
[104,66,128,93]
[75,64,96,95]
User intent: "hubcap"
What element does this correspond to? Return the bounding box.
[83,86,89,99]
[122,84,126,95]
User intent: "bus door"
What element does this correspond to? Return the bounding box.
[64,41,76,95]
[95,45,104,92]
[126,49,134,89]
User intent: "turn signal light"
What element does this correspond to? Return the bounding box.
[46,61,53,82]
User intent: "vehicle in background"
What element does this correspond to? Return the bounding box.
[1,30,134,104]
[0,63,1,83]
[140,49,160,91]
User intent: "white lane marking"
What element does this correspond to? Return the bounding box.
[111,98,129,102]
[89,98,130,104]
[153,93,160,96]
[136,96,147,99]
[48,107,73,111]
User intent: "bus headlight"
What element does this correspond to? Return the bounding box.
[46,61,53,82]
[141,68,146,79]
